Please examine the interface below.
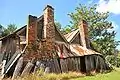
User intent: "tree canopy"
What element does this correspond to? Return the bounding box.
[66,4,119,56]
[0,24,17,38]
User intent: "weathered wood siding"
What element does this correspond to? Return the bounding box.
[71,33,81,45]
[55,29,66,42]
[0,41,2,52]
[1,37,19,62]
[0,41,3,63]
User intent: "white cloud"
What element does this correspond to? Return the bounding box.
[96,0,120,14]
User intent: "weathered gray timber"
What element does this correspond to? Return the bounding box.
[21,61,34,76]
[89,56,94,71]
[60,59,68,73]
[85,56,91,73]
[4,50,21,74]
[33,61,42,72]
[53,58,61,73]
[67,58,73,71]
[44,67,50,73]
[12,57,23,79]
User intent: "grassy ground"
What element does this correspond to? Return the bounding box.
[71,70,120,80]
[4,69,120,80]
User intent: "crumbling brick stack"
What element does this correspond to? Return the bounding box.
[78,20,90,48]
[24,15,39,60]
[43,5,55,58]
[24,5,55,60]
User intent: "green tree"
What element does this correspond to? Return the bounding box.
[67,4,119,56]
[1,24,17,37]
[62,26,72,34]
[91,31,119,56]
[6,24,17,33]
[55,21,71,34]
[0,24,4,38]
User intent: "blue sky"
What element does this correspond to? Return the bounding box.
[0,0,120,49]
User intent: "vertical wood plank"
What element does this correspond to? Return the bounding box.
[85,56,91,73]
[90,56,94,71]
[0,41,2,53]
[67,58,72,71]
[95,55,100,72]
[76,57,81,72]
[21,61,34,76]
[71,58,76,71]
[53,58,61,73]
[60,59,68,73]
[12,57,23,79]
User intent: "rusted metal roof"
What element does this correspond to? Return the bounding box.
[64,29,79,42]
[70,44,100,56]
[55,42,100,58]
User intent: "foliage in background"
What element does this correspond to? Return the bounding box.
[106,54,120,67]
[91,31,120,56]
[0,24,4,38]
[0,24,17,38]
[66,4,119,57]
[55,21,72,34]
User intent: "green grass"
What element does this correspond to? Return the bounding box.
[71,70,120,80]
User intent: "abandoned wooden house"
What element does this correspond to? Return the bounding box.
[0,5,110,78]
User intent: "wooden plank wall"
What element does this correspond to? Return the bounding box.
[22,56,107,74]
[1,38,17,61]
[0,41,2,53]
[3,55,109,79]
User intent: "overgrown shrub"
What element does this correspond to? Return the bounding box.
[106,55,120,67]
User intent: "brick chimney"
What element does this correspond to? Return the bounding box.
[26,15,37,44]
[78,20,90,48]
[43,5,55,58]
[25,15,40,60]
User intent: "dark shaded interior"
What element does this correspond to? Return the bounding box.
[80,56,86,73]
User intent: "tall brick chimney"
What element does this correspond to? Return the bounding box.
[43,5,55,58]
[26,15,37,44]
[78,20,90,48]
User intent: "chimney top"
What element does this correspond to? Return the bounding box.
[44,5,54,11]
[28,15,37,18]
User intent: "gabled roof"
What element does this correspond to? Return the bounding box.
[0,15,67,44]
[55,43,101,58]
[64,29,101,56]
[0,25,27,40]
[0,15,44,41]
[64,29,79,43]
